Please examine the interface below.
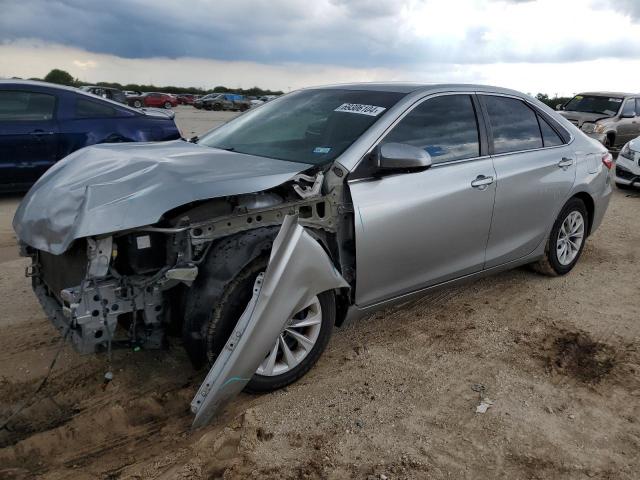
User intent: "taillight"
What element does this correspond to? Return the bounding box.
[602,152,613,170]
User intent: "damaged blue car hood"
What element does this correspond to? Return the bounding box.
[13,140,309,255]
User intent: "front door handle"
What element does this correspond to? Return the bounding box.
[558,157,574,169]
[471,175,494,190]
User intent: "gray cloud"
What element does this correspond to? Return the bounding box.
[608,0,640,19]
[1,0,640,69]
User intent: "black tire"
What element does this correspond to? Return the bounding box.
[183,228,335,392]
[212,103,222,111]
[164,101,172,109]
[203,103,212,111]
[533,198,588,276]
[133,100,142,108]
[604,134,615,150]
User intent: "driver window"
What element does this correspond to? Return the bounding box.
[381,95,480,164]
[621,99,636,117]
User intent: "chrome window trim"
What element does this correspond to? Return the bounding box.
[349,91,484,174]
[476,92,575,157]
[347,90,575,176]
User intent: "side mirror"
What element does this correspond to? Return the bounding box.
[555,103,564,111]
[376,143,432,171]
[621,111,636,119]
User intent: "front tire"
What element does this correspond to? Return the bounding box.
[183,230,335,393]
[133,100,142,108]
[533,198,588,276]
[212,103,222,111]
[164,101,172,109]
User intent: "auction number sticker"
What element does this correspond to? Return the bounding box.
[334,103,386,116]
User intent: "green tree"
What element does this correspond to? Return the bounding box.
[43,69,75,86]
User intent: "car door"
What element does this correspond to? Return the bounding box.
[617,98,639,146]
[348,93,496,306]
[0,89,59,188]
[480,94,576,268]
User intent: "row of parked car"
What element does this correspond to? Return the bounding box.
[80,85,279,111]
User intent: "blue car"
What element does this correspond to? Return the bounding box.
[0,80,181,192]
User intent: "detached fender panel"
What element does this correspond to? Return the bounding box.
[191,215,348,428]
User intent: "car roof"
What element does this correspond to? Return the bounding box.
[303,82,534,97]
[0,79,141,112]
[577,91,639,98]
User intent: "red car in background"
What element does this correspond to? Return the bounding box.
[127,92,178,109]
[176,94,196,105]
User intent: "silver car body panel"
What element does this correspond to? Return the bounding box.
[342,86,610,310]
[350,156,496,306]
[13,140,309,254]
[191,215,348,428]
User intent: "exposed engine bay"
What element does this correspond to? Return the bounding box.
[23,168,354,359]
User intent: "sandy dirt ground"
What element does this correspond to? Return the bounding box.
[0,107,639,479]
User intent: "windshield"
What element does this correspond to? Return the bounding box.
[564,95,623,116]
[198,88,406,164]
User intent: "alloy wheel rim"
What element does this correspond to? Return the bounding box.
[556,210,585,266]
[256,295,322,377]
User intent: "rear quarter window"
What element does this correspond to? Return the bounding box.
[484,96,543,154]
[75,98,128,118]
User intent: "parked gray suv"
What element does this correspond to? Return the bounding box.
[557,92,640,151]
[13,83,613,426]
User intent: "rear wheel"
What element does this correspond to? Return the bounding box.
[212,103,222,111]
[133,100,142,108]
[164,101,172,109]
[533,198,588,276]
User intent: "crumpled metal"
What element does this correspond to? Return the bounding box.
[13,140,308,254]
[191,215,348,428]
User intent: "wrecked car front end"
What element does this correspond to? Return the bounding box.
[19,165,343,356]
[14,85,408,426]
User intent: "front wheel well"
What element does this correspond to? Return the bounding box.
[570,192,595,236]
[605,132,616,147]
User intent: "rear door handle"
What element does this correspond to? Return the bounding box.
[558,157,574,169]
[471,175,494,190]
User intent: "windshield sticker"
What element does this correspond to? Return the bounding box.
[313,146,331,154]
[334,103,386,116]
[609,98,623,103]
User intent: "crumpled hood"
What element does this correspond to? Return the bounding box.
[558,111,611,127]
[13,140,309,255]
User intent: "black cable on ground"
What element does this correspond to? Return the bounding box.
[0,325,71,431]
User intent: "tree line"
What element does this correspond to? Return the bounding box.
[27,69,574,105]
[33,68,284,97]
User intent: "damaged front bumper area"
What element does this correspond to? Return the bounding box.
[25,235,187,354]
[22,173,342,356]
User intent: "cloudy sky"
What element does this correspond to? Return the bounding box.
[1,0,640,95]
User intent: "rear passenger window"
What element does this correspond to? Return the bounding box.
[75,98,118,118]
[0,91,56,121]
[636,98,640,116]
[382,94,480,164]
[484,96,542,154]
[538,116,564,147]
